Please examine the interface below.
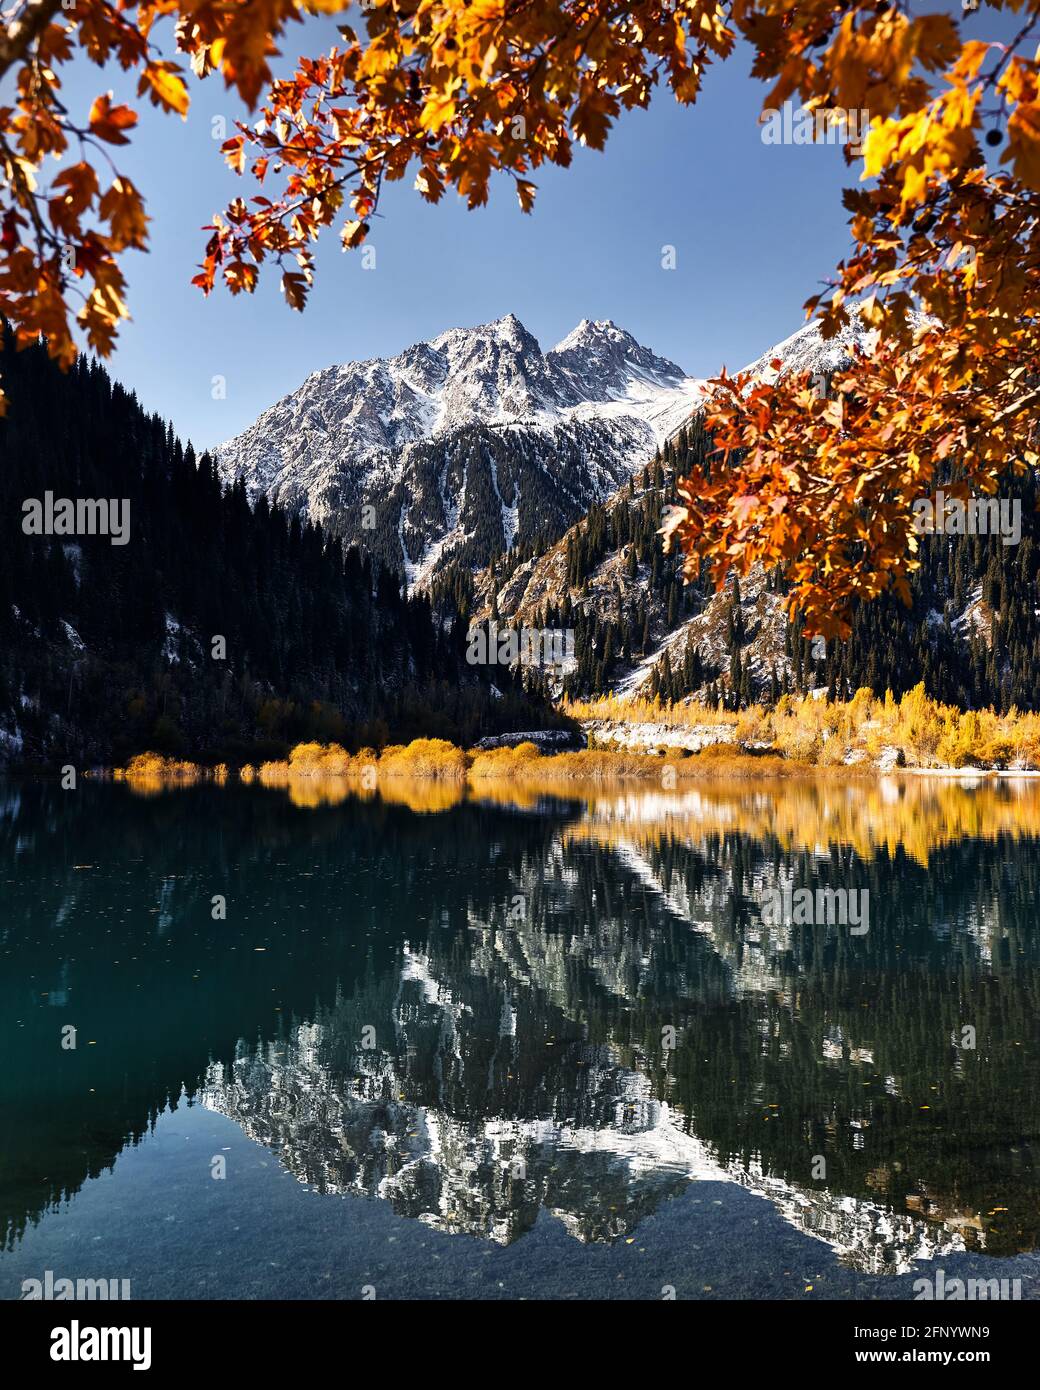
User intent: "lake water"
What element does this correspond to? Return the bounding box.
[3,773,1040,1301]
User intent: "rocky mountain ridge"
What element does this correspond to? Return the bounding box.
[216,313,708,584]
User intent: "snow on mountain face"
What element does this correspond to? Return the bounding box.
[216,314,708,586]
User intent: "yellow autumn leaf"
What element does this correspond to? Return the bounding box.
[421,91,458,132]
[139,64,189,117]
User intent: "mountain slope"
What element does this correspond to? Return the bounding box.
[470,417,1040,714]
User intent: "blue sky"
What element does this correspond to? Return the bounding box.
[15,15,928,450]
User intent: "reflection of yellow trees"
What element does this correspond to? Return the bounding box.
[555,776,1040,867]
[279,777,352,809]
[267,775,463,813]
[271,778,460,813]
[375,781,465,814]
[468,782,547,812]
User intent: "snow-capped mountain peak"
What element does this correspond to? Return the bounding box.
[216,314,708,586]
[549,317,688,399]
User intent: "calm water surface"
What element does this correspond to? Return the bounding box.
[3,774,1040,1300]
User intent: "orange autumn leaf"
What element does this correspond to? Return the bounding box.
[88,93,138,146]
[99,177,148,250]
[48,163,98,237]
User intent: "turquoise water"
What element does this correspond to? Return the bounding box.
[2,778,1040,1300]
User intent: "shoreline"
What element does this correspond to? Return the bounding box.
[15,745,1039,786]
[8,686,1040,783]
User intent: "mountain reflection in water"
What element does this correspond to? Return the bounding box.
[2,774,1040,1284]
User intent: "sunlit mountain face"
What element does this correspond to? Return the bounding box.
[215,314,707,586]
[2,776,1040,1297]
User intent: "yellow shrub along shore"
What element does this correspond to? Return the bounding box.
[110,686,1040,789]
[258,738,469,782]
[467,742,799,781]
